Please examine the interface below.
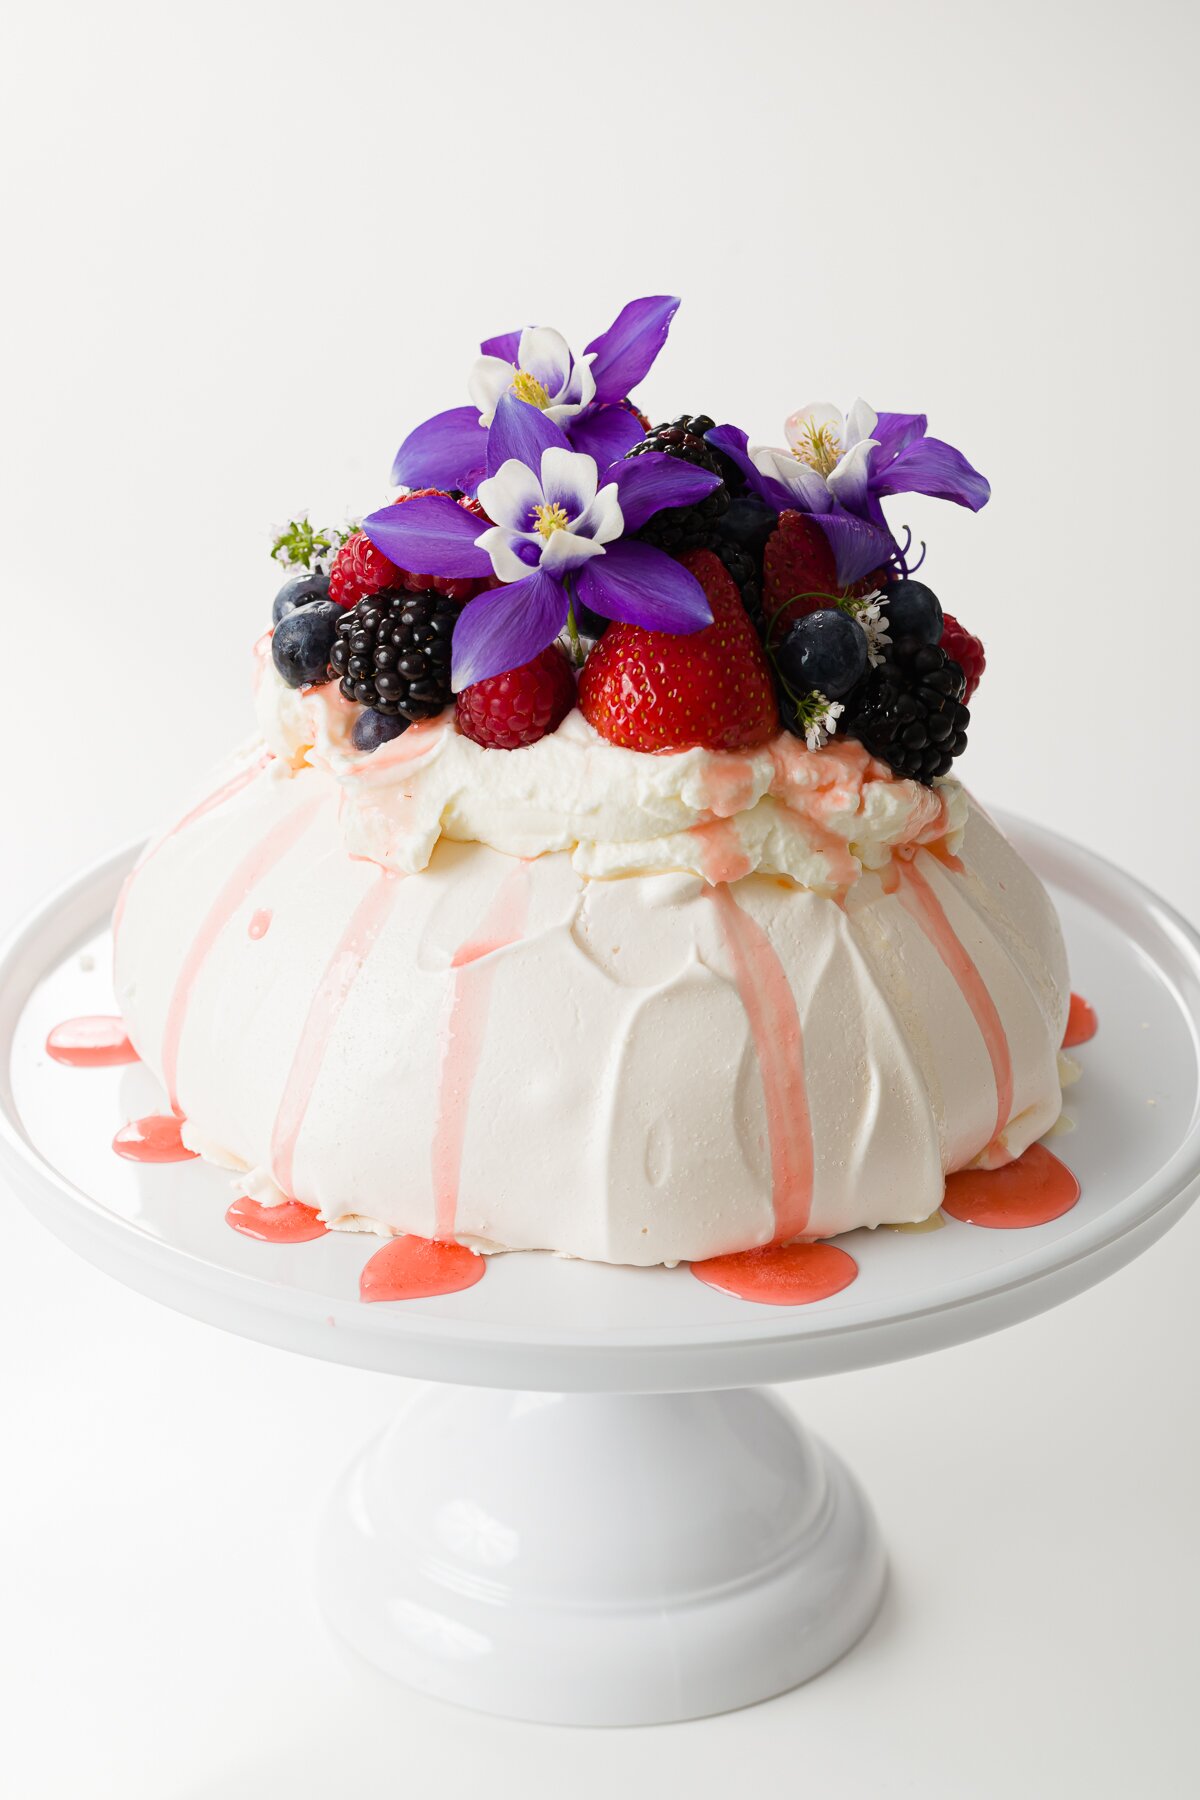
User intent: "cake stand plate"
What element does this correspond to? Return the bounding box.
[2,816,1199,1725]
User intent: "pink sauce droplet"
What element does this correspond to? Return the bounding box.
[1062,992,1098,1048]
[360,1234,486,1302]
[112,1114,198,1163]
[942,1143,1080,1229]
[225,1195,328,1242]
[46,1015,138,1068]
[247,908,273,940]
[692,1240,858,1306]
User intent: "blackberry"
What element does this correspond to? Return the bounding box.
[844,636,970,784]
[713,538,762,623]
[625,412,731,554]
[329,589,457,721]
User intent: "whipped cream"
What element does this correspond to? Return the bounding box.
[255,656,965,893]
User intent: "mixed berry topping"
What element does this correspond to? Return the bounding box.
[263,296,992,780]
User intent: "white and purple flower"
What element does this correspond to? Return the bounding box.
[391,296,680,496]
[364,392,720,690]
[708,402,990,586]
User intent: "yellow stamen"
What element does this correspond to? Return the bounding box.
[512,367,552,410]
[534,501,569,538]
[792,418,842,477]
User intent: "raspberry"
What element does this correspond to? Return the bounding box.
[328,490,490,607]
[939,612,985,702]
[455,646,576,750]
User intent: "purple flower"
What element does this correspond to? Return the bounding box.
[390,296,680,496]
[364,393,721,690]
[708,401,990,586]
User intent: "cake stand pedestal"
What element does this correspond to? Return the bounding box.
[2,816,1199,1725]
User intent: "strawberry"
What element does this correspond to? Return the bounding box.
[939,612,985,702]
[456,645,576,750]
[761,510,841,646]
[579,550,779,753]
[328,489,490,607]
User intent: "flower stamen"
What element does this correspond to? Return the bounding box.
[791,418,843,477]
[512,368,552,410]
[534,501,570,538]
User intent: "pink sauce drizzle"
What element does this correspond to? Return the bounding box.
[943,1144,1080,1228]
[225,1195,328,1242]
[46,1015,138,1068]
[691,818,753,885]
[270,868,402,1200]
[112,1114,197,1163]
[692,1241,858,1305]
[709,884,813,1242]
[360,1234,486,1302]
[898,857,1013,1145]
[1062,993,1098,1048]
[431,864,532,1240]
[112,751,272,944]
[160,797,321,1114]
[247,908,273,940]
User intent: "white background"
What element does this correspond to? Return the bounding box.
[3,1,1198,1793]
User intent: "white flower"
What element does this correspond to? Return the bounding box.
[468,326,597,428]
[749,399,881,512]
[803,692,845,752]
[475,446,623,580]
[847,587,891,667]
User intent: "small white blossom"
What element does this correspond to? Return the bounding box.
[804,692,845,752]
[847,588,892,666]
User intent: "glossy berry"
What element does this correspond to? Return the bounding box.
[844,637,969,783]
[272,571,331,624]
[579,550,778,753]
[882,579,942,645]
[716,495,777,557]
[271,600,340,689]
[352,708,408,754]
[455,645,576,750]
[939,612,985,702]
[625,414,730,554]
[330,589,457,720]
[776,608,868,701]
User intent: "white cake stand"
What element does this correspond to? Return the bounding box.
[2,816,1198,1726]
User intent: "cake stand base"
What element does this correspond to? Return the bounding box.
[317,1383,885,1726]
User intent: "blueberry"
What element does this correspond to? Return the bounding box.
[715,495,776,556]
[272,570,331,624]
[776,608,868,700]
[883,579,942,645]
[352,708,409,754]
[271,599,340,688]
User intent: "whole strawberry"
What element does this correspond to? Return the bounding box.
[456,646,576,750]
[579,550,779,753]
[939,612,985,702]
[329,489,490,607]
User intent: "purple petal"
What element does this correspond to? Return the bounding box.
[873,436,991,511]
[451,568,568,689]
[480,329,522,361]
[575,540,712,633]
[705,424,792,512]
[567,404,644,470]
[391,406,488,493]
[606,452,723,533]
[585,296,680,405]
[487,390,571,476]
[871,411,927,465]
[811,510,897,586]
[364,496,492,578]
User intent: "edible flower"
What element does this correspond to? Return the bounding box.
[390,296,680,495]
[707,403,990,586]
[364,392,721,689]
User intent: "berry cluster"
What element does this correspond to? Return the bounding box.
[266,430,986,782]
